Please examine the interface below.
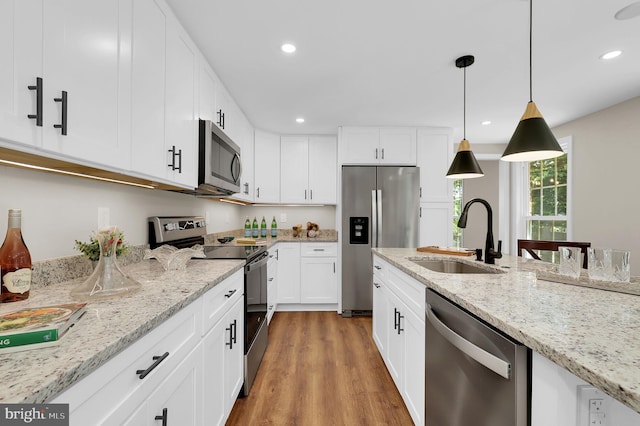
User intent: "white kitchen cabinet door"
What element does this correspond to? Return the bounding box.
[199,60,218,123]
[339,126,380,164]
[372,279,387,357]
[214,83,234,135]
[123,345,202,426]
[130,0,167,180]
[385,288,403,389]
[0,0,43,148]
[254,129,281,203]
[276,243,301,304]
[280,136,310,203]
[230,113,254,202]
[267,247,279,323]
[202,296,244,426]
[41,0,130,169]
[300,257,337,304]
[417,128,453,203]
[401,304,425,426]
[164,16,198,186]
[420,202,453,248]
[379,127,416,165]
[308,135,337,204]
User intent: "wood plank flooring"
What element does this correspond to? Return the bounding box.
[226,311,413,426]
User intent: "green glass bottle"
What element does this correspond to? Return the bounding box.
[244,217,251,238]
[271,216,278,238]
[260,216,267,238]
[252,217,259,238]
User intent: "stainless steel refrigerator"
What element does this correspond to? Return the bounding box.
[341,166,420,316]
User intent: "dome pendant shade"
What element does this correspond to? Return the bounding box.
[501,101,564,162]
[446,139,484,179]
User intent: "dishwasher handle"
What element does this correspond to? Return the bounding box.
[426,304,511,379]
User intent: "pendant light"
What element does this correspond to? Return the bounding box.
[501,0,563,162]
[446,55,484,179]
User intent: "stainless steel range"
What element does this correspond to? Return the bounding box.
[148,216,269,397]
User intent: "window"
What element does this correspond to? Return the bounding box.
[517,137,572,263]
[453,179,463,247]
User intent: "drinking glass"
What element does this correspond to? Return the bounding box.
[558,246,581,279]
[608,249,631,282]
[588,248,610,281]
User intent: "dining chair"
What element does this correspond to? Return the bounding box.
[517,239,591,269]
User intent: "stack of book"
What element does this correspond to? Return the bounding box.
[0,303,87,354]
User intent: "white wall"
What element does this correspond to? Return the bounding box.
[552,96,640,275]
[461,160,501,252]
[0,165,242,261]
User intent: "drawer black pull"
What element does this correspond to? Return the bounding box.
[27,77,43,126]
[224,289,237,298]
[136,351,169,379]
[374,265,382,270]
[53,91,67,135]
[155,407,168,426]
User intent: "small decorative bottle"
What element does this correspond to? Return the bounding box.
[271,216,278,238]
[252,217,259,238]
[0,209,32,303]
[244,217,251,238]
[260,216,267,238]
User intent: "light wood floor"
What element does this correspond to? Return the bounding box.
[226,311,413,426]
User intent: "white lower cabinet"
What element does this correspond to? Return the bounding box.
[372,255,425,426]
[267,246,279,323]
[276,242,338,309]
[52,269,244,426]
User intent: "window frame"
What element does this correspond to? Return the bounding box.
[511,136,573,251]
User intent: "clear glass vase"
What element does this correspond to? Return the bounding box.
[71,228,141,300]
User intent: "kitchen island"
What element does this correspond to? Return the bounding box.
[373,248,640,418]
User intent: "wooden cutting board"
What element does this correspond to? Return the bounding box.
[416,246,475,256]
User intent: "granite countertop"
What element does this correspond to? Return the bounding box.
[0,258,244,403]
[205,229,338,246]
[373,248,640,414]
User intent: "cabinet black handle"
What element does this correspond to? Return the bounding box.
[53,91,67,135]
[304,189,307,200]
[393,308,399,331]
[217,109,225,129]
[244,182,249,195]
[154,408,168,426]
[310,189,313,200]
[167,146,182,172]
[226,319,237,349]
[256,187,260,198]
[375,148,378,159]
[381,148,385,160]
[373,281,380,288]
[136,351,169,379]
[27,77,43,126]
[224,289,237,298]
[397,312,404,335]
[275,249,279,260]
[374,265,382,270]
[232,319,237,344]
[268,277,274,282]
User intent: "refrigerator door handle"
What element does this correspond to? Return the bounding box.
[376,189,382,247]
[371,190,378,248]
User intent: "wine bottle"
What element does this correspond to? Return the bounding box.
[271,216,278,238]
[260,216,267,238]
[244,217,251,238]
[252,217,259,238]
[0,209,32,303]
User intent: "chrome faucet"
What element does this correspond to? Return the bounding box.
[457,198,502,264]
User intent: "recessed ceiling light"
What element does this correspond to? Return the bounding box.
[615,2,640,20]
[296,117,305,123]
[281,43,296,54]
[600,50,622,60]
[481,120,491,126]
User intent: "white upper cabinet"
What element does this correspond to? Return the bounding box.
[339,126,416,165]
[230,112,254,202]
[280,135,337,204]
[198,60,218,123]
[41,0,130,169]
[254,129,280,203]
[416,128,453,203]
[0,0,43,149]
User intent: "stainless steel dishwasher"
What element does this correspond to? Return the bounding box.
[425,289,530,426]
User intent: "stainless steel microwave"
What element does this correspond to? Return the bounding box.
[197,119,241,196]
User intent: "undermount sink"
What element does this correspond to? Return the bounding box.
[411,258,501,274]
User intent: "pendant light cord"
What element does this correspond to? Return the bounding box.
[529,0,533,102]
[463,66,467,139]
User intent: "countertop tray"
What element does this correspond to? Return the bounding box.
[416,246,475,256]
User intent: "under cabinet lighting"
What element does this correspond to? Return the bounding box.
[0,159,156,189]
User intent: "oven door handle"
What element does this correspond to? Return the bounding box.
[246,252,269,272]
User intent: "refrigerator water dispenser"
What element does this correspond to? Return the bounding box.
[349,217,369,244]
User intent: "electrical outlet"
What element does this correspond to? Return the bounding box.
[280,213,287,223]
[578,386,608,426]
[98,207,110,229]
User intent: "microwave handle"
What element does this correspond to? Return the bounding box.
[231,153,241,184]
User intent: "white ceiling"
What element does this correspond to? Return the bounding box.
[165,0,640,144]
